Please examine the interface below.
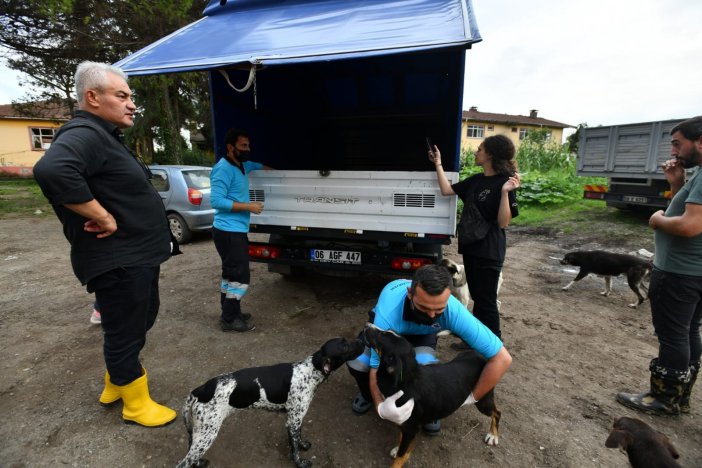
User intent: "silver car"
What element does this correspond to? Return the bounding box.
[149,165,214,244]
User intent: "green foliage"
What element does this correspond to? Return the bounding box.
[567,123,587,153]
[458,134,606,208]
[516,129,574,172]
[519,170,580,205]
[1,0,212,162]
[0,178,52,219]
[511,199,654,249]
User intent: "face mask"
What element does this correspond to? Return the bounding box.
[403,298,439,325]
[237,150,251,162]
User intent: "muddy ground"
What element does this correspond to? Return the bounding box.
[1,217,700,467]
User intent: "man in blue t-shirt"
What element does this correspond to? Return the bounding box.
[617,116,702,416]
[347,265,512,434]
[210,128,268,332]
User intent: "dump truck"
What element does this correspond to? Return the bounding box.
[578,119,688,209]
[115,0,482,274]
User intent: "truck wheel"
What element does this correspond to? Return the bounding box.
[168,213,192,244]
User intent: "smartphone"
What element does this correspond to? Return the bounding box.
[425,137,434,154]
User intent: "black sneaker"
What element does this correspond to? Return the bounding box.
[220,318,255,333]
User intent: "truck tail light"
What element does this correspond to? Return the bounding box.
[583,191,606,200]
[249,244,280,259]
[390,257,433,271]
[188,188,203,205]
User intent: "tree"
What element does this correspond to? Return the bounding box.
[567,123,587,154]
[0,0,212,162]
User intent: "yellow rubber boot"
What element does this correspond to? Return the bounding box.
[99,371,121,406]
[119,370,176,427]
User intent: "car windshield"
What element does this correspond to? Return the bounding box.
[182,170,211,189]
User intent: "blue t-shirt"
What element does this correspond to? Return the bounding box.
[210,158,263,233]
[654,168,702,276]
[369,279,503,368]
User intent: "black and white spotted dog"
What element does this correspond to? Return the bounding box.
[176,337,364,468]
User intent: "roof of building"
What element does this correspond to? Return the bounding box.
[0,101,72,121]
[462,107,572,129]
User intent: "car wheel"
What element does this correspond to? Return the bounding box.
[168,213,192,244]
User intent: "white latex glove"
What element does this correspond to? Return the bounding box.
[461,392,478,407]
[377,390,415,425]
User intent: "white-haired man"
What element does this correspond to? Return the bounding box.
[34,61,177,427]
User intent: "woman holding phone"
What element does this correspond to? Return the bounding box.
[429,135,520,340]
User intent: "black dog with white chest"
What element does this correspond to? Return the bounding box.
[560,250,652,308]
[176,337,364,468]
[363,324,500,467]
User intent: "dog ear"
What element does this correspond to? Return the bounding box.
[656,432,680,459]
[605,429,631,449]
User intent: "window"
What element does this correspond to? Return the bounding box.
[544,131,552,141]
[511,127,517,133]
[487,125,494,131]
[466,125,484,138]
[30,127,57,150]
[519,128,529,140]
[149,169,169,192]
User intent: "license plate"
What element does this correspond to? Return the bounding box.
[622,195,647,203]
[310,249,362,264]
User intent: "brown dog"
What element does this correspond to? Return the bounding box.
[605,416,680,468]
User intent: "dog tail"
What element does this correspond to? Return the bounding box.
[182,394,196,447]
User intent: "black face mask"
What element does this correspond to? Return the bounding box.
[402,297,439,326]
[237,150,251,162]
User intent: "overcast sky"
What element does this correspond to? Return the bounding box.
[465,0,702,128]
[1,0,700,131]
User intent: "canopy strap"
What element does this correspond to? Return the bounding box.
[219,65,259,110]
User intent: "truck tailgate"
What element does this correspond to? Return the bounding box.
[249,170,458,236]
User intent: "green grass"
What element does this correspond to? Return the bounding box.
[512,199,654,249]
[0,178,53,219]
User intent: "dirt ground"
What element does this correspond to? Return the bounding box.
[1,217,700,468]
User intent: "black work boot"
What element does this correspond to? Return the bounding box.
[616,358,689,416]
[219,293,251,321]
[680,361,699,414]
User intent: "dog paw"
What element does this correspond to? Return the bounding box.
[627,303,638,308]
[296,460,312,468]
[561,286,569,291]
[484,433,499,446]
[390,446,399,458]
[299,440,311,451]
[600,291,611,297]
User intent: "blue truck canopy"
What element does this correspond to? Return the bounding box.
[114,0,481,75]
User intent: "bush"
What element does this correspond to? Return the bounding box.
[458,131,606,208]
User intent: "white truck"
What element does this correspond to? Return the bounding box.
[578,119,687,209]
[116,0,480,274]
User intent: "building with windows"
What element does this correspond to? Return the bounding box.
[461,107,572,154]
[0,101,71,176]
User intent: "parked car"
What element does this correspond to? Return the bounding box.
[149,165,214,244]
